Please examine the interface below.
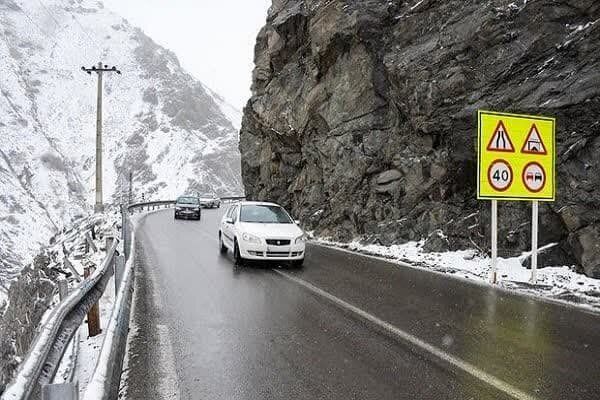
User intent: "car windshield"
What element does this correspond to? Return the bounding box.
[177,197,199,205]
[240,205,293,224]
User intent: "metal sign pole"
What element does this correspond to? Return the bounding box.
[490,200,498,284]
[530,200,539,283]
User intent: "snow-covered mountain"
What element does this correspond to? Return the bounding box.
[0,0,243,288]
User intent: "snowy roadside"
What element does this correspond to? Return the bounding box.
[314,238,600,312]
[50,210,122,392]
[75,274,116,397]
[75,209,155,397]
[0,208,123,393]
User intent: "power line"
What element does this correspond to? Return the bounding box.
[16,0,99,62]
[36,0,101,59]
[70,12,102,49]
[14,4,53,38]
[35,0,62,31]
[37,0,103,50]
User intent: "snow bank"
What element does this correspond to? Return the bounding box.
[316,238,600,312]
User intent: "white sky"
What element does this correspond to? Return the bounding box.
[103,0,271,110]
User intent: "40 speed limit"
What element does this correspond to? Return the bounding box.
[487,160,513,191]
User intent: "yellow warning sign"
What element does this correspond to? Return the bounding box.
[478,110,555,201]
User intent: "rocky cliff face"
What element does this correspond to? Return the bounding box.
[0,0,242,289]
[240,0,600,277]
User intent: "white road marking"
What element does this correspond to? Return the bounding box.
[274,270,539,400]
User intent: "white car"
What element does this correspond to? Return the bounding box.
[199,193,221,208]
[219,201,306,267]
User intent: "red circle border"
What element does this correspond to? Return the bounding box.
[487,159,514,192]
[522,161,546,193]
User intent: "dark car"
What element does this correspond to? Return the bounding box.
[174,196,201,220]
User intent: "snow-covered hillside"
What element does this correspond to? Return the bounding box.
[0,0,243,288]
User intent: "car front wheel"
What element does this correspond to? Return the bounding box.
[233,239,245,266]
[292,258,304,269]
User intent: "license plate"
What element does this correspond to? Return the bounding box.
[267,246,290,252]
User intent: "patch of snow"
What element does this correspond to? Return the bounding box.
[316,238,600,312]
[75,274,116,396]
[410,0,424,11]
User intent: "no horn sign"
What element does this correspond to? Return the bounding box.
[477,110,555,201]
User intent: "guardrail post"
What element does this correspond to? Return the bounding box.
[106,235,115,251]
[85,232,98,253]
[42,382,79,400]
[84,266,102,337]
[64,257,83,282]
[58,278,69,300]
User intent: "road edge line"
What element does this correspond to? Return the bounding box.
[274,269,538,400]
[310,241,600,317]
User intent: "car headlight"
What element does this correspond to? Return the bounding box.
[175,207,183,211]
[242,233,261,244]
[295,234,307,244]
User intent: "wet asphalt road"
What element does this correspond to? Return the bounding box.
[125,208,600,400]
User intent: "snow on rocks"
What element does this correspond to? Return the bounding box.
[316,238,600,312]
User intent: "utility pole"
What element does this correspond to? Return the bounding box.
[81,62,121,213]
[128,171,133,205]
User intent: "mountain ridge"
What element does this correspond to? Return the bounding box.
[0,0,242,288]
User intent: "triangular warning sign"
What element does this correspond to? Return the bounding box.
[486,120,515,152]
[521,123,547,155]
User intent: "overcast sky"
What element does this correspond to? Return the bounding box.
[103,0,271,110]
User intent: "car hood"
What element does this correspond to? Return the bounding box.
[176,204,199,208]
[238,222,303,239]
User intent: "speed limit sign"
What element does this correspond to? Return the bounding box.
[477,110,556,285]
[487,160,513,191]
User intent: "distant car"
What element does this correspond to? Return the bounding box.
[174,196,201,220]
[218,201,305,267]
[199,193,221,208]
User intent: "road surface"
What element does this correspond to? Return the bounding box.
[124,208,600,400]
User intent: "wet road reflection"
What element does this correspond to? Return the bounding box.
[125,208,600,400]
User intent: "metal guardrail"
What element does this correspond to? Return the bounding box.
[81,216,135,400]
[127,196,246,212]
[2,195,245,400]
[1,241,120,400]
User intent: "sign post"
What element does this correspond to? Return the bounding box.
[477,111,555,284]
[491,200,498,284]
[531,200,539,282]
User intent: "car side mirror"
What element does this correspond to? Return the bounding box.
[294,220,301,225]
[225,217,234,224]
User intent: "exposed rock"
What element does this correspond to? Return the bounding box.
[240,0,600,277]
[0,253,56,392]
[375,169,402,194]
[423,230,450,253]
[520,243,575,270]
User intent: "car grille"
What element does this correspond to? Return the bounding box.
[266,239,291,246]
[266,251,289,257]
